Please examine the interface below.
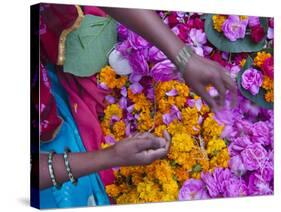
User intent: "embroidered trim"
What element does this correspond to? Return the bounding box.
[57,5,84,65]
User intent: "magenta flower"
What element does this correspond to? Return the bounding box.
[128,31,150,50]
[178,179,209,200]
[248,16,260,28]
[241,144,267,171]
[166,89,178,97]
[250,121,270,146]
[129,82,143,94]
[129,50,149,76]
[222,15,248,41]
[151,59,177,82]
[229,155,246,176]
[148,46,167,63]
[241,68,263,95]
[248,173,273,195]
[189,28,207,46]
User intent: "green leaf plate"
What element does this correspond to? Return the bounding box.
[64,15,117,77]
[236,57,273,109]
[205,14,268,53]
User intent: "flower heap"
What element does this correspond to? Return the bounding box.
[241,51,274,102]
[98,66,229,203]
[212,15,266,43]
[98,12,274,203]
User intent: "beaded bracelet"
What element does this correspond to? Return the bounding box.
[48,151,61,189]
[175,45,193,73]
[63,148,78,185]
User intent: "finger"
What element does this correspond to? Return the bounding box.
[163,130,171,151]
[212,77,226,108]
[195,85,218,112]
[221,72,238,108]
[140,148,168,164]
[135,137,165,152]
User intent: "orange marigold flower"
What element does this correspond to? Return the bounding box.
[212,15,227,32]
[254,51,272,68]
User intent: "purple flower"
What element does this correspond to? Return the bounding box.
[241,144,267,171]
[129,82,143,94]
[248,16,260,28]
[189,28,207,46]
[151,59,177,82]
[178,179,209,200]
[162,105,181,125]
[222,15,248,41]
[104,135,116,145]
[165,89,178,97]
[250,121,270,146]
[105,95,115,104]
[118,24,129,40]
[148,46,167,63]
[202,168,248,198]
[229,136,253,156]
[129,50,149,76]
[129,72,142,83]
[128,31,150,50]
[248,173,273,195]
[119,97,127,109]
[241,68,263,95]
[120,87,127,97]
[229,155,247,176]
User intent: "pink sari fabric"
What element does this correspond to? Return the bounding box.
[40,4,114,185]
[57,68,114,186]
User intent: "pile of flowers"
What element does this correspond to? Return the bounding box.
[97,12,274,203]
[212,15,266,43]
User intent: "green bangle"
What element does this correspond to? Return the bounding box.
[48,151,61,189]
[63,148,78,185]
[175,45,193,73]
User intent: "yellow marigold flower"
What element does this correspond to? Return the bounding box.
[161,180,179,200]
[169,133,194,155]
[262,76,274,90]
[106,184,121,198]
[154,125,167,137]
[181,107,200,135]
[104,104,123,121]
[137,109,153,131]
[240,15,248,20]
[209,148,230,169]
[99,66,117,89]
[113,120,126,139]
[116,76,128,89]
[167,120,187,136]
[212,15,227,32]
[137,180,160,202]
[101,142,111,149]
[207,138,226,156]
[254,51,272,68]
[174,167,189,184]
[265,90,274,103]
[202,114,224,143]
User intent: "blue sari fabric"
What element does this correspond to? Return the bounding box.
[40,65,110,208]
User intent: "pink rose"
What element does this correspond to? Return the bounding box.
[241,68,263,95]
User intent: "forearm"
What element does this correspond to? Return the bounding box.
[39,147,116,189]
[101,8,185,64]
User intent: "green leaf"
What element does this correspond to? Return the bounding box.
[236,57,273,109]
[64,15,117,77]
[205,15,268,53]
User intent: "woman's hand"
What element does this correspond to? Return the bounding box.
[110,131,171,166]
[183,53,237,111]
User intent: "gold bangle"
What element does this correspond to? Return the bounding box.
[48,151,62,189]
[63,148,78,185]
[175,45,193,73]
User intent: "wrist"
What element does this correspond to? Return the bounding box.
[174,45,194,73]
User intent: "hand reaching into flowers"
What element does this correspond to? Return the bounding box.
[38,131,170,189]
[183,52,237,110]
[101,8,237,111]
[112,131,171,166]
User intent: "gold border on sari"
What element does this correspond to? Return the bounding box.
[57,5,84,65]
